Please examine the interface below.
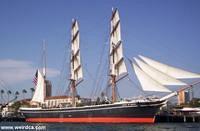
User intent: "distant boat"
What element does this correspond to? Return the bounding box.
[20,8,200,123]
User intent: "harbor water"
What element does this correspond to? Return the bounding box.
[0,122,200,131]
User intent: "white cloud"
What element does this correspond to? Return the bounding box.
[0,59,60,84]
[45,68,60,78]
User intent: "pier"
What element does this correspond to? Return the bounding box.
[155,115,200,123]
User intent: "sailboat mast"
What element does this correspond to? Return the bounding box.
[42,40,47,100]
[70,19,83,107]
[71,80,76,107]
[42,40,46,79]
[70,19,77,107]
[111,75,116,103]
[109,8,127,103]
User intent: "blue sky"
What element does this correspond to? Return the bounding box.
[0,0,200,101]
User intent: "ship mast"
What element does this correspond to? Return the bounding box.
[70,19,83,107]
[42,40,46,79]
[109,8,127,103]
[31,41,47,104]
[42,40,47,99]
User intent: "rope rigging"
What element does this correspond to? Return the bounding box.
[56,41,71,96]
[90,40,108,99]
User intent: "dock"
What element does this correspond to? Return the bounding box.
[155,115,200,123]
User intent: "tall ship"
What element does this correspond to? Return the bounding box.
[20,8,200,123]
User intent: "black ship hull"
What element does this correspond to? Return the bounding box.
[20,100,166,123]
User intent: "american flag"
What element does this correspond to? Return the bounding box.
[32,70,38,86]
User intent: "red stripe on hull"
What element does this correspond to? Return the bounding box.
[26,117,155,123]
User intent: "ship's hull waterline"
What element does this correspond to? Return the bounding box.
[20,100,165,123]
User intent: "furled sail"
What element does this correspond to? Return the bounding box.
[132,63,171,92]
[109,9,127,79]
[139,55,200,79]
[134,57,187,86]
[31,69,45,103]
[70,19,83,83]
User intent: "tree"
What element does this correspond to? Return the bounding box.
[22,89,27,100]
[76,94,80,100]
[30,87,35,97]
[7,90,12,103]
[15,91,19,99]
[15,91,19,96]
[96,97,100,105]
[1,89,4,95]
[1,89,4,104]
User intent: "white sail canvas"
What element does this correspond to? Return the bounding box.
[134,57,187,86]
[132,63,171,92]
[139,55,200,79]
[31,70,45,103]
[109,9,127,78]
[70,19,83,82]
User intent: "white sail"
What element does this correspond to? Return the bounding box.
[134,57,187,86]
[70,19,83,82]
[109,9,127,78]
[139,55,200,79]
[132,63,171,92]
[31,70,45,103]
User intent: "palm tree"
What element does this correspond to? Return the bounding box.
[15,91,19,96]
[15,91,19,99]
[1,89,4,104]
[22,89,27,100]
[30,87,35,97]
[7,90,12,103]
